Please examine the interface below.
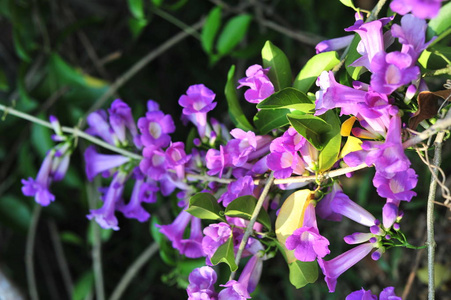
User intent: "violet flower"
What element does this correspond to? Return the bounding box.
[205,145,232,177]
[137,110,175,148]
[139,146,167,180]
[86,110,117,145]
[379,286,402,300]
[346,288,377,300]
[373,168,418,201]
[108,99,139,146]
[218,176,255,207]
[87,170,129,230]
[84,145,130,181]
[237,64,274,104]
[370,51,420,95]
[285,201,330,262]
[318,243,375,292]
[315,35,355,54]
[187,266,218,300]
[316,183,345,222]
[390,0,444,19]
[178,84,217,139]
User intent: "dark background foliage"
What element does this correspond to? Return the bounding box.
[0,0,450,299]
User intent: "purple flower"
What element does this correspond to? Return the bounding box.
[227,129,257,167]
[330,192,376,227]
[379,286,402,300]
[370,51,420,95]
[218,280,250,300]
[118,168,154,222]
[158,209,205,258]
[237,64,274,104]
[316,183,344,222]
[390,0,444,19]
[87,171,129,230]
[140,146,167,180]
[22,151,56,206]
[86,110,117,146]
[179,84,216,139]
[203,223,232,265]
[187,266,218,300]
[318,243,375,292]
[373,168,418,201]
[205,146,231,177]
[165,141,191,178]
[108,99,139,146]
[137,110,175,148]
[315,71,367,116]
[316,35,355,54]
[346,288,377,300]
[285,201,330,261]
[391,14,435,62]
[84,146,130,181]
[218,176,255,207]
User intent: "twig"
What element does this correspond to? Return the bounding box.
[152,8,201,40]
[25,204,42,300]
[0,104,143,160]
[82,18,205,122]
[48,220,74,299]
[426,131,445,300]
[366,0,387,22]
[108,242,159,300]
[87,179,105,300]
[259,20,323,46]
[403,109,451,148]
[230,171,274,280]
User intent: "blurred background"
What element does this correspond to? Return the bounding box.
[0,0,450,299]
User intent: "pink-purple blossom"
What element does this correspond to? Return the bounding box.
[390,0,444,19]
[237,64,274,104]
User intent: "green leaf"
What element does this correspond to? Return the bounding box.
[31,116,54,157]
[288,260,318,289]
[287,114,332,150]
[339,0,357,10]
[253,108,290,134]
[128,17,148,39]
[262,41,292,91]
[0,195,32,233]
[128,0,145,19]
[225,195,272,230]
[60,231,84,246]
[293,51,340,93]
[317,110,342,172]
[257,87,314,113]
[210,235,238,271]
[427,2,451,39]
[186,193,225,221]
[225,65,254,131]
[0,68,9,92]
[345,35,363,80]
[201,7,222,54]
[216,14,252,55]
[72,271,94,300]
[150,216,177,266]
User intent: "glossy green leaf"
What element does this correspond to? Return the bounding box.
[216,14,252,55]
[287,114,332,150]
[257,87,314,113]
[186,193,225,221]
[293,51,340,92]
[210,235,238,272]
[339,0,356,10]
[128,0,145,19]
[253,108,290,134]
[129,17,148,39]
[225,195,272,230]
[317,110,342,172]
[427,2,451,39]
[201,7,222,54]
[262,41,292,91]
[345,34,363,80]
[225,65,254,131]
[288,260,318,289]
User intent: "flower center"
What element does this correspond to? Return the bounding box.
[148,122,162,139]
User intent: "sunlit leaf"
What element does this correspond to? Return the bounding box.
[257,87,314,113]
[293,51,340,93]
[262,41,292,91]
[427,1,451,39]
[275,189,313,264]
[253,108,290,134]
[287,114,331,150]
[318,110,342,172]
[339,136,362,159]
[128,0,145,19]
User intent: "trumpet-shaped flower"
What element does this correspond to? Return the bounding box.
[187,266,218,300]
[138,110,175,148]
[84,145,130,181]
[237,64,274,104]
[390,0,444,19]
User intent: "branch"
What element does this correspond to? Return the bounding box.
[403,109,451,148]
[230,171,274,280]
[25,204,41,300]
[0,104,143,160]
[109,242,159,300]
